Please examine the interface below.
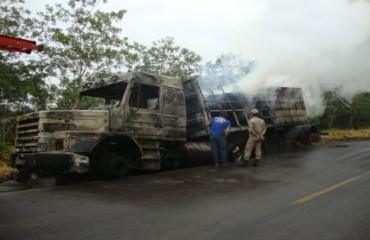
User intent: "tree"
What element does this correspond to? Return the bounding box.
[351,92,370,128]
[33,0,128,109]
[198,53,255,91]
[134,37,202,80]
[0,0,48,110]
[321,90,370,129]
[0,0,34,50]
[0,0,51,147]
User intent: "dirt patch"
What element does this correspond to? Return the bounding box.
[0,167,9,182]
[0,167,19,182]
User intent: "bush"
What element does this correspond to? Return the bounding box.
[0,142,12,167]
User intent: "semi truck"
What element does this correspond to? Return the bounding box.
[11,71,319,179]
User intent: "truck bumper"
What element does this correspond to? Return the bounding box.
[11,152,90,174]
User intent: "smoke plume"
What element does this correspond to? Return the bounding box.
[234,0,370,117]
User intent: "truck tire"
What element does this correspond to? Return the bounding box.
[229,145,242,162]
[98,152,129,179]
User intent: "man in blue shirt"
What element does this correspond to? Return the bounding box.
[205,112,231,166]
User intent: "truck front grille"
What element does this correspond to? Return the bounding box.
[15,117,40,152]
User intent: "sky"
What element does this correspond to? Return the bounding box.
[24,0,370,117]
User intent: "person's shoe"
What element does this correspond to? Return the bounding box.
[238,160,249,167]
[253,160,260,167]
[214,163,220,167]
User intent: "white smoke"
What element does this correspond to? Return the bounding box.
[233,0,370,117]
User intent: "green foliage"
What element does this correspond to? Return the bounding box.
[77,96,105,110]
[351,92,370,128]
[320,90,370,129]
[1,0,52,112]
[309,116,321,127]
[134,37,202,80]
[34,0,128,109]
[0,1,52,153]
[0,141,12,166]
[353,92,370,117]
[0,60,50,111]
[0,0,31,41]
[0,108,15,144]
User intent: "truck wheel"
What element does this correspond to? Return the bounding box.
[99,152,129,179]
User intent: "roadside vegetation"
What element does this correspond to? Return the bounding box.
[0,144,12,182]
[320,128,370,142]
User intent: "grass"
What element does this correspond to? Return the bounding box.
[0,165,12,182]
[320,128,370,142]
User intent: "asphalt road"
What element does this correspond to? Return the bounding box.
[1,140,370,240]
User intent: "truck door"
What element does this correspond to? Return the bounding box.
[161,86,186,140]
[126,83,163,139]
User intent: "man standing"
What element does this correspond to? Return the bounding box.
[240,109,266,167]
[206,112,231,166]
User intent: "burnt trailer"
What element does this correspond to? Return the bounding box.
[185,81,319,158]
[11,71,319,179]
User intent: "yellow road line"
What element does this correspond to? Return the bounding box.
[290,175,361,206]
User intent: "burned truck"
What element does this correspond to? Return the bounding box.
[11,71,319,178]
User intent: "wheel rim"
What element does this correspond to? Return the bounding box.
[100,152,129,178]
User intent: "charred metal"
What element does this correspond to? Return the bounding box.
[11,71,319,179]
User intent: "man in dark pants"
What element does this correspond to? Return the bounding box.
[205,112,231,166]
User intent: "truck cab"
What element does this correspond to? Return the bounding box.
[12,72,189,178]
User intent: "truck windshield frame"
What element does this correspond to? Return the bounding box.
[75,82,128,110]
